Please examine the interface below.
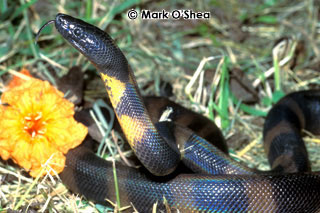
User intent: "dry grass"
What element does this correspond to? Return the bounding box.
[0,0,320,212]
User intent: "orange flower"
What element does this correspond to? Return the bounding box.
[0,69,88,177]
[7,68,32,89]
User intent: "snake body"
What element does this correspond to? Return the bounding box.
[48,13,320,212]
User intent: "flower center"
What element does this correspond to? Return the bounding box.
[24,112,46,138]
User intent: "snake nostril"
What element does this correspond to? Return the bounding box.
[57,15,64,24]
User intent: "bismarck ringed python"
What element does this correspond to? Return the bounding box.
[35,13,320,212]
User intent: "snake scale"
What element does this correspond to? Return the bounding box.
[36,13,320,212]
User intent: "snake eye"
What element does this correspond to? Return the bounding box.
[74,28,82,37]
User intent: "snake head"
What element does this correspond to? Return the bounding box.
[55,13,128,78]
